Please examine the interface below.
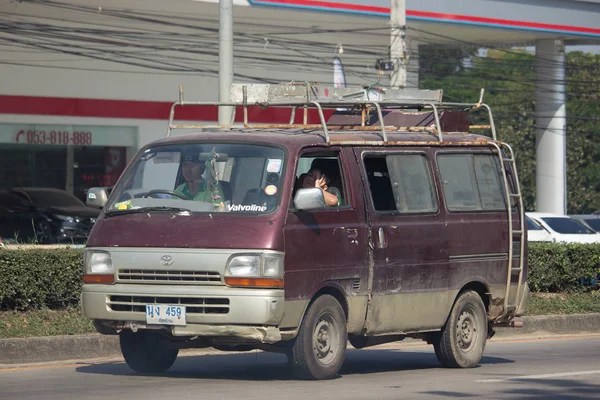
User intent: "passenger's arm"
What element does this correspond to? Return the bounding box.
[321,189,339,206]
[315,176,340,207]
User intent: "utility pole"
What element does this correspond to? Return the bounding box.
[218,0,233,125]
[390,0,407,88]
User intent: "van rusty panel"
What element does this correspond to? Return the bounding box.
[87,213,284,249]
[365,217,450,333]
[444,210,518,305]
[446,212,508,256]
[283,212,369,301]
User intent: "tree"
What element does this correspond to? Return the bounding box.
[419,48,600,214]
[564,52,600,213]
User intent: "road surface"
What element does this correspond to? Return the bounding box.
[1,335,599,399]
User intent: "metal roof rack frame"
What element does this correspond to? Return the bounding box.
[167,83,498,143]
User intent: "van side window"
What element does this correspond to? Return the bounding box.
[438,154,506,212]
[294,154,345,207]
[364,155,437,213]
[387,154,438,213]
[364,157,395,211]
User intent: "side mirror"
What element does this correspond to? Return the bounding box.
[86,187,110,209]
[293,188,326,210]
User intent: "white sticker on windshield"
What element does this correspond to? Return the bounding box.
[227,204,267,212]
[153,152,180,164]
[267,159,283,173]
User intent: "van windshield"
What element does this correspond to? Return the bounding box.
[107,143,285,214]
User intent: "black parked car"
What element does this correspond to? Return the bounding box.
[0,187,100,244]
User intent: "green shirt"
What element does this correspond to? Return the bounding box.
[327,187,343,206]
[175,179,224,204]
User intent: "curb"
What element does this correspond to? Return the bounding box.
[1,314,600,366]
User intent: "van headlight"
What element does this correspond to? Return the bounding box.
[225,253,283,288]
[83,250,114,284]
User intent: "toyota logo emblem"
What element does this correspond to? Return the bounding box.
[160,255,173,266]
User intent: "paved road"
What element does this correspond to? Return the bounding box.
[1,335,599,400]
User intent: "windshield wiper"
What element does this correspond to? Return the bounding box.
[104,206,191,217]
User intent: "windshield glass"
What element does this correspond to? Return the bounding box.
[526,216,543,231]
[107,143,285,214]
[581,218,600,232]
[542,217,596,234]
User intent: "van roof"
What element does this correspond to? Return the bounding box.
[154,129,496,149]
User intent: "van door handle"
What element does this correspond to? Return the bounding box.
[346,228,359,245]
[377,227,387,249]
[346,228,358,239]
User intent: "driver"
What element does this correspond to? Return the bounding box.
[175,152,224,204]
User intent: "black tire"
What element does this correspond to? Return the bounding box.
[119,330,178,373]
[288,294,347,380]
[433,290,487,368]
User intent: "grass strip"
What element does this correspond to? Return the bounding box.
[0,306,95,339]
[525,291,600,316]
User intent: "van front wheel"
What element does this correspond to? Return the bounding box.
[433,290,487,368]
[289,294,347,380]
[120,330,178,373]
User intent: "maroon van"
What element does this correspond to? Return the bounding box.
[82,84,528,380]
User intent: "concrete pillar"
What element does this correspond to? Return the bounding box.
[535,39,566,214]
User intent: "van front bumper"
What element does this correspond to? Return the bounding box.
[82,284,285,338]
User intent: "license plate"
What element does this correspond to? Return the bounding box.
[145,304,186,326]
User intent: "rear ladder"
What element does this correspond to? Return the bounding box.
[491,142,526,320]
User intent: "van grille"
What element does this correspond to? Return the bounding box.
[118,269,221,284]
[108,295,230,314]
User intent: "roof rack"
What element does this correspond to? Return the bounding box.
[167,82,498,143]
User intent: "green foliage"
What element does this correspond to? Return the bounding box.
[528,242,600,293]
[565,52,600,213]
[0,248,83,311]
[420,48,600,213]
[419,44,478,77]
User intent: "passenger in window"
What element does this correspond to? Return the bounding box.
[293,173,308,195]
[303,168,342,206]
[175,153,224,205]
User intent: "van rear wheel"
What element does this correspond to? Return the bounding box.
[288,294,347,380]
[120,330,178,373]
[433,290,487,368]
